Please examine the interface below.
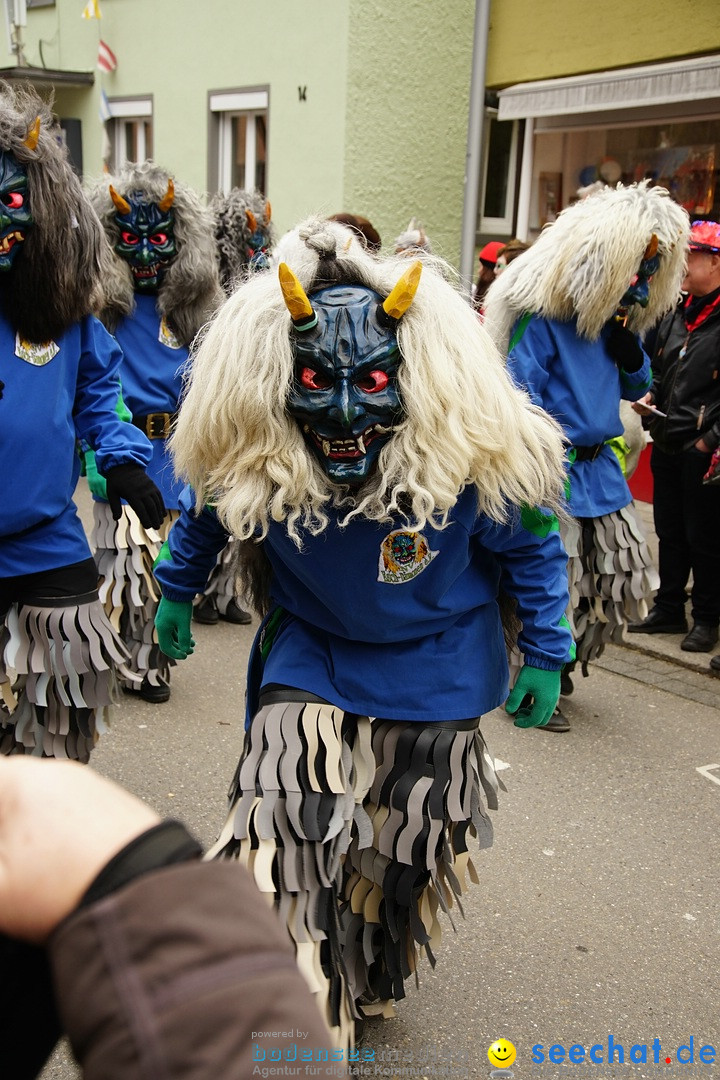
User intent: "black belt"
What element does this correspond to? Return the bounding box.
[132,412,176,439]
[573,443,605,462]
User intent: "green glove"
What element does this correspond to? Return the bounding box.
[505,665,561,728]
[155,597,195,660]
[84,450,108,500]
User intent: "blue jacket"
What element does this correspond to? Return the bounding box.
[113,294,189,508]
[156,486,574,722]
[507,315,652,518]
[1,312,152,576]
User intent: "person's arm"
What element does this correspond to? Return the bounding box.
[604,321,653,402]
[74,321,165,527]
[0,760,337,1080]
[476,505,575,728]
[73,317,153,473]
[153,485,233,658]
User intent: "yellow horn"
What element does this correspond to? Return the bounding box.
[158,178,175,213]
[245,208,258,233]
[644,233,659,260]
[265,200,272,222]
[109,184,131,216]
[278,262,317,329]
[382,260,422,320]
[23,116,41,152]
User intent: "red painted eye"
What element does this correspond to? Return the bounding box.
[357,370,389,393]
[300,367,332,390]
[3,191,24,209]
[121,231,140,245]
[150,233,168,245]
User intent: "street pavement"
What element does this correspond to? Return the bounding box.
[40,485,719,1080]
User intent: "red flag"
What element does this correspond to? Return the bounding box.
[97,40,117,72]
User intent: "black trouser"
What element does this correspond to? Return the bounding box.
[0,558,99,619]
[651,445,720,626]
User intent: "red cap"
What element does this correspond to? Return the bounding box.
[478,241,505,267]
[689,220,720,254]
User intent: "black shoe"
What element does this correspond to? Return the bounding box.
[220,599,252,625]
[539,707,570,733]
[560,670,574,696]
[628,608,688,635]
[193,595,220,624]
[125,677,171,703]
[710,655,720,674]
[139,677,170,703]
[681,624,719,653]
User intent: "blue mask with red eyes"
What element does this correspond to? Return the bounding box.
[287,285,404,487]
[113,190,177,291]
[619,233,660,312]
[0,152,32,273]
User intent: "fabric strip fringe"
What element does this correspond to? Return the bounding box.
[0,594,132,760]
[207,701,501,1048]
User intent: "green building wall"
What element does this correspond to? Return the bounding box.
[343,0,475,266]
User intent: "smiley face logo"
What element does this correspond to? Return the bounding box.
[488,1039,516,1068]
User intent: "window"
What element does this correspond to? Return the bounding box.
[209,89,269,194]
[479,114,519,234]
[106,97,153,172]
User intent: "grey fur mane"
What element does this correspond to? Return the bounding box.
[0,81,111,342]
[87,161,223,345]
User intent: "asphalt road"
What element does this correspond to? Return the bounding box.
[40,483,720,1080]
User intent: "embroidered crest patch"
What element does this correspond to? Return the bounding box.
[15,334,59,366]
[378,529,438,584]
[158,316,182,349]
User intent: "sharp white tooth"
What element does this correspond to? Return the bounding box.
[356,433,366,453]
[322,439,331,456]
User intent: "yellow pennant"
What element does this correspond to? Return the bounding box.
[81,0,101,19]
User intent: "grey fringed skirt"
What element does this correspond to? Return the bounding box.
[562,502,658,670]
[209,698,502,1046]
[92,501,175,691]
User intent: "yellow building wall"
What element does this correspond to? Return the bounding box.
[486,0,720,86]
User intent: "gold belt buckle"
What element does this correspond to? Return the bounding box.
[145,412,171,439]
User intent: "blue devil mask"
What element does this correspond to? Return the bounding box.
[111,180,177,291]
[281,262,421,487]
[0,151,32,273]
[618,233,660,313]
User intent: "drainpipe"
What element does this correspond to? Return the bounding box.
[459,0,491,293]
[515,117,534,241]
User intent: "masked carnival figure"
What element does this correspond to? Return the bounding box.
[483,181,689,730]
[152,218,575,1043]
[212,187,274,291]
[0,84,164,759]
[189,188,276,627]
[86,163,223,702]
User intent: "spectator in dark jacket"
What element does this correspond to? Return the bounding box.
[630,219,720,668]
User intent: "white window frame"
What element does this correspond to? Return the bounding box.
[107,96,153,171]
[210,89,268,194]
[479,112,519,234]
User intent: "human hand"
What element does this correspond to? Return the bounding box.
[605,322,645,373]
[84,450,108,500]
[505,665,561,728]
[0,759,160,943]
[631,392,654,416]
[156,596,195,659]
[104,463,166,529]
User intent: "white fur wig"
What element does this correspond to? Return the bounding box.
[171,216,569,545]
[87,161,223,345]
[483,181,690,353]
